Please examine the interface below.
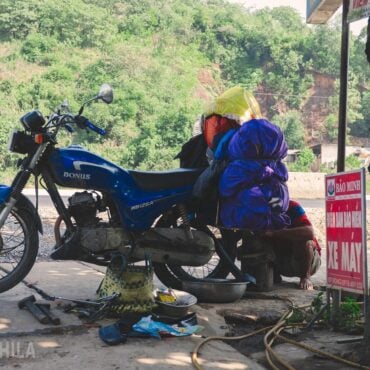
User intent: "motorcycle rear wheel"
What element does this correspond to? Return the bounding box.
[153,217,237,290]
[0,203,39,293]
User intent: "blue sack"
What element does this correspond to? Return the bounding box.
[219,118,290,230]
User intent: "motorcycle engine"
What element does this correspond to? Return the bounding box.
[68,191,102,227]
[65,191,132,255]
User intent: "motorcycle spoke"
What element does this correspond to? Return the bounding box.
[1,242,25,254]
[0,261,17,275]
[1,232,24,244]
[180,262,219,279]
[0,211,27,281]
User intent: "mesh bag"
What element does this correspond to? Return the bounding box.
[97,255,156,314]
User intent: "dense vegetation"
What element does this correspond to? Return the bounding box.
[0,0,369,178]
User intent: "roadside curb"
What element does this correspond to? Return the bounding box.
[22,188,76,196]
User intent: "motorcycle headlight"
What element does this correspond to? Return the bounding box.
[8,130,37,154]
[20,110,45,132]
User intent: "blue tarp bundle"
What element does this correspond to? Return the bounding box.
[219,118,290,230]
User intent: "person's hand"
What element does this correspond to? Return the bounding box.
[299,277,314,290]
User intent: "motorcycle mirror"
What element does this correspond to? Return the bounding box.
[61,99,70,111]
[78,84,113,115]
[97,84,113,104]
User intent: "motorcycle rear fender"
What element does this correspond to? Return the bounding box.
[0,185,43,234]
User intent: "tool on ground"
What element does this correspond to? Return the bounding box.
[23,280,120,307]
[36,303,61,325]
[21,279,120,322]
[18,295,50,324]
[54,294,119,306]
[63,298,117,322]
[59,293,121,322]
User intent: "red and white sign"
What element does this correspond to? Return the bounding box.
[349,0,370,22]
[325,169,367,294]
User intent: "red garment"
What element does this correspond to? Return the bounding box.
[287,200,321,255]
[203,115,239,148]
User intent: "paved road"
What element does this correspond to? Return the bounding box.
[22,190,370,210]
[26,192,327,208]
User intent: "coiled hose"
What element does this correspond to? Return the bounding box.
[191,294,370,370]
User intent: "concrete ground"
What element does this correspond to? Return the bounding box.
[3,178,363,369]
[0,256,329,370]
[0,198,335,370]
[0,260,270,370]
[0,196,350,370]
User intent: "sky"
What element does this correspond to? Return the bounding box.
[228,0,367,36]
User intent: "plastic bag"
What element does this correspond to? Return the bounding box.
[204,86,262,121]
[132,315,202,339]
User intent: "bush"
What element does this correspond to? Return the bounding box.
[38,0,117,48]
[320,154,363,173]
[288,148,315,172]
[21,33,58,64]
[345,154,362,171]
[43,66,74,82]
[0,0,117,48]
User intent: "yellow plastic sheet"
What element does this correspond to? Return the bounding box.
[205,86,262,121]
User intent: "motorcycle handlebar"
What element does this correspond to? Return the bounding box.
[73,115,106,136]
[85,119,106,136]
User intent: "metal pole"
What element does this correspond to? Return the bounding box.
[337,0,350,173]
[330,0,350,323]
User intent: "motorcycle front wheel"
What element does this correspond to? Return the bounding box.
[153,216,238,290]
[0,203,39,293]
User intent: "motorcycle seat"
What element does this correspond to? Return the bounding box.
[128,168,204,191]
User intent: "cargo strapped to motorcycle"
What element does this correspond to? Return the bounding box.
[97,253,156,314]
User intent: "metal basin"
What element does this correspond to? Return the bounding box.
[182,279,248,303]
[154,289,197,317]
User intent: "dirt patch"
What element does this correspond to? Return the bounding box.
[223,314,364,370]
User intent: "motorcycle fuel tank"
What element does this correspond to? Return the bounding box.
[49,145,129,190]
[48,145,195,230]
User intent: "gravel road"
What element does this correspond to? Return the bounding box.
[35,206,329,260]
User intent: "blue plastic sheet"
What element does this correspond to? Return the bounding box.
[132,315,202,339]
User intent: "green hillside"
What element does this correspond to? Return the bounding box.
[0,0,369,177]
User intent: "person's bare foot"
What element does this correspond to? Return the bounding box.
[299,277,314,290]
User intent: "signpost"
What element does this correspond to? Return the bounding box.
[348,0,370,22]
[308,0,370,357]
[325,169,368,295]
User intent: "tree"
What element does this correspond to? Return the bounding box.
[351,90,370,138]
[272,111,305,149]
[307,23,341,76]
[324,114,338,143]
[0,0,370,173]
[0,0,117,48]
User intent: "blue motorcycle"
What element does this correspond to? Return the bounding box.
[0,84,240,293]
